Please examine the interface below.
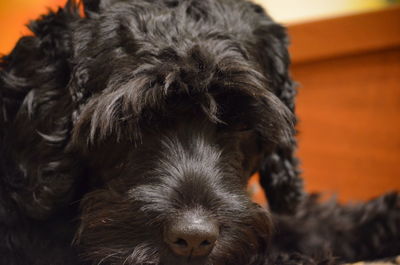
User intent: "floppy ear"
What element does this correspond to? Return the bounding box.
[251,5,304,214]
[82,0,102,13]
[0,1,82,220]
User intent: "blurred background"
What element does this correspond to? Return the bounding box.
[1,0,400,204]
[257,0,400,23]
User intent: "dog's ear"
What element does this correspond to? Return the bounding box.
[82,0,102,13]
[250,5,304,214]
[0,1,82,220]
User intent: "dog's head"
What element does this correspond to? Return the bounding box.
[0,0,301,264]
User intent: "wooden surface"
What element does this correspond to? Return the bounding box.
[288,5,400,64]
[346,256,400,264]
[290,6,400,202]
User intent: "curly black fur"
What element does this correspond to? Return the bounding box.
[0,0,399,264]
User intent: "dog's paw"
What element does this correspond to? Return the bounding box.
[356,192,400,259]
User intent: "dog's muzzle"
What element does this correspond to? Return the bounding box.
[164,210,219,258]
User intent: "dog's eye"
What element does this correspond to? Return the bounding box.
[234,122,252,132]
[221,121,252,132]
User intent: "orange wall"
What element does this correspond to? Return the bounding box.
[0,0,65,55]
[294,49,400,202]
[289,6,400,202]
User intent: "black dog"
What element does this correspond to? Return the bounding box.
[0,0,399,265]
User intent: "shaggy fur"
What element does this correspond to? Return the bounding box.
[0,0,399,264]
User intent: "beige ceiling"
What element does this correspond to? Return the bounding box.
[253,0,392,24]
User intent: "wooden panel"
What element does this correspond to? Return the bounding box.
[293,48,400,201]
[288,5,400,64]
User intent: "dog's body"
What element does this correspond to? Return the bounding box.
[0,0,399,264]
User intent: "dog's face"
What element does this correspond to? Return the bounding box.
[75,108,273,265]
[67,14,294,263]
[54,1,295,263]
[71,49,293,264]
[1,0,298,264]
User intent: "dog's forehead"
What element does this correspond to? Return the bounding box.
[72,0,267,70]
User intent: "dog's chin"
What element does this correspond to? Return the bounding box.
[158,245,263,265]
[159,253,240,265]
[159,255,211,265]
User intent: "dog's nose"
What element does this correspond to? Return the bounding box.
[164,213,219,257]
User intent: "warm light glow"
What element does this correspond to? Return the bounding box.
[254,0,392,23]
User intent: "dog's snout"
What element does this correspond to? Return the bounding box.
[164,213,219,257]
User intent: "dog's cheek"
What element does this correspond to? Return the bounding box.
[75,190,134,247]
[210,203,271,264]
[75,189,165,261]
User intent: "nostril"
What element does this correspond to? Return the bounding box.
[173,238,188,247]
[200,240,211,247]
